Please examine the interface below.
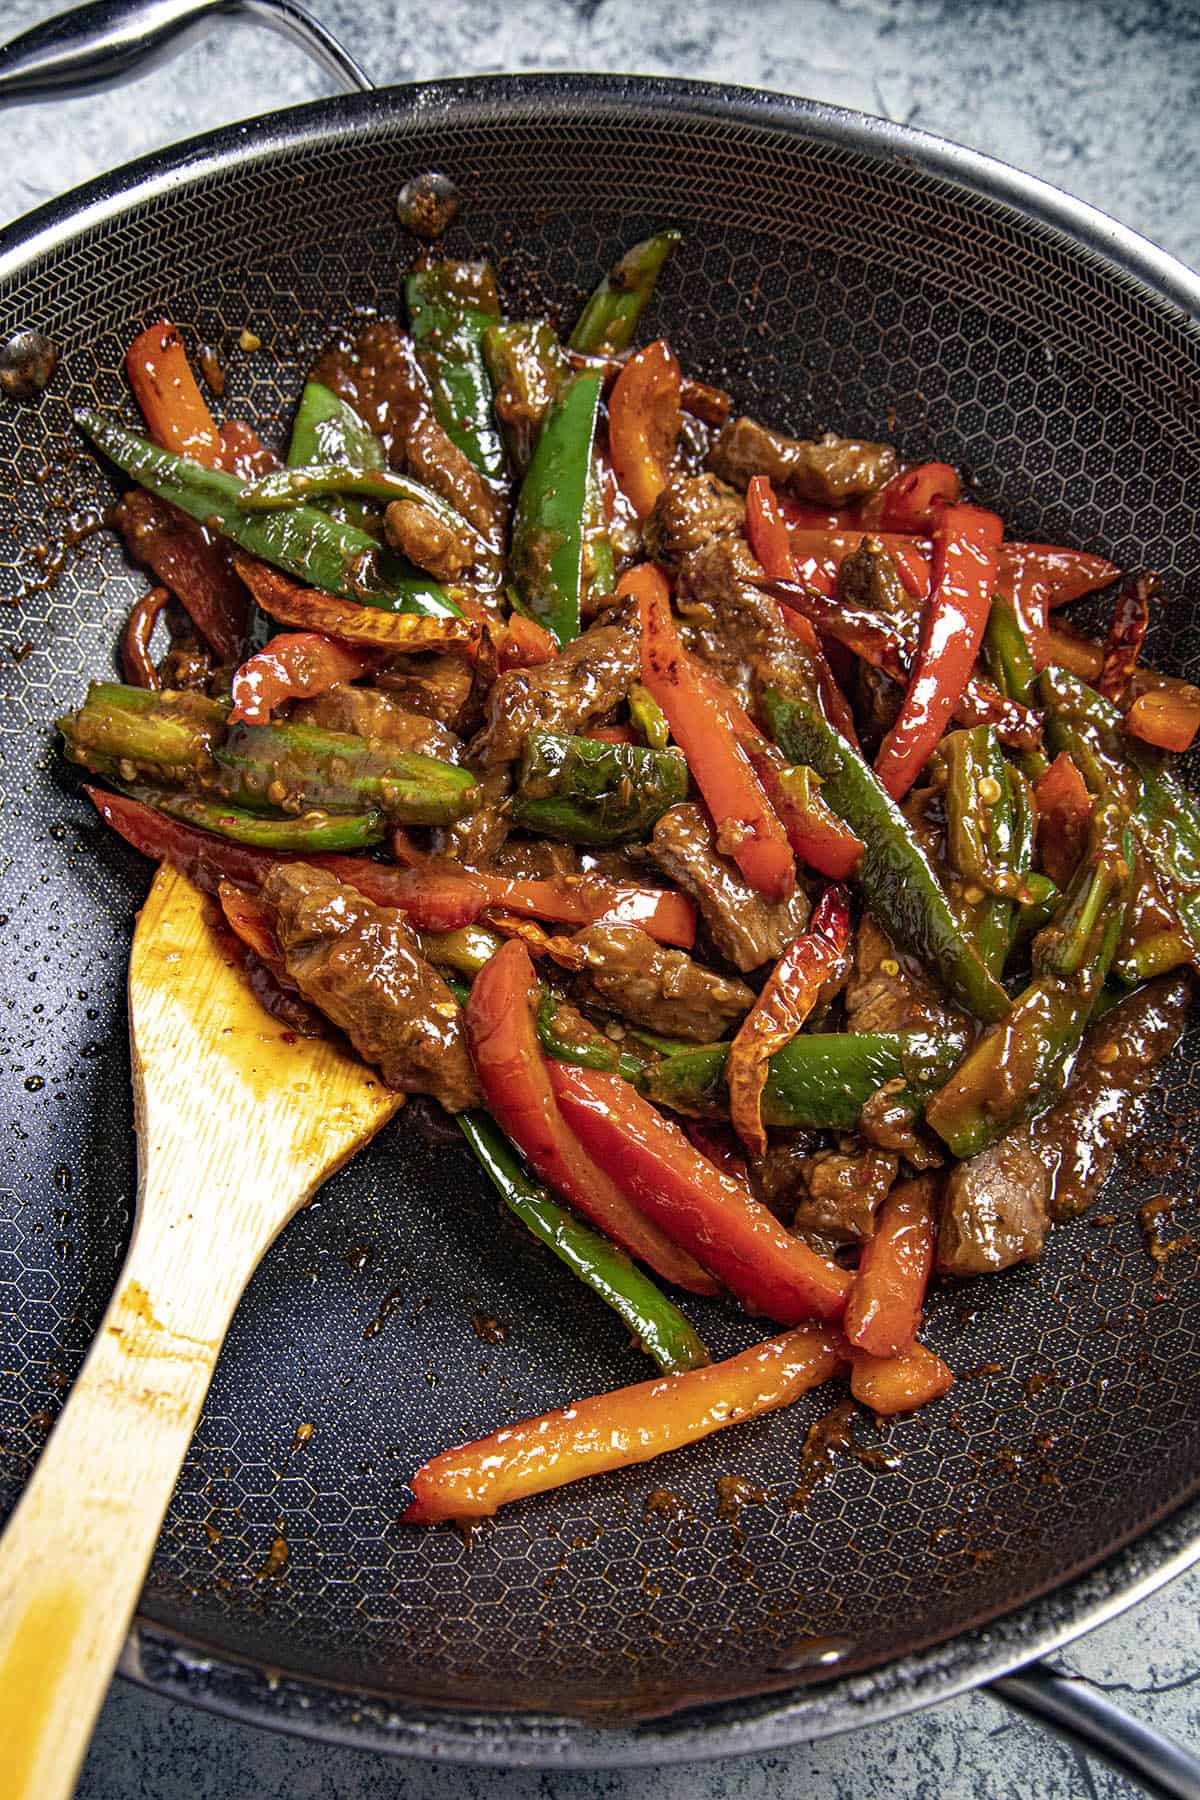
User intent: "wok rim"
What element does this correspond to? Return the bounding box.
[5,70,1200,1764]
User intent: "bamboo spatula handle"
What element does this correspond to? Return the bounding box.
[0,1184,261,1800]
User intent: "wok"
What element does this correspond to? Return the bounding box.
[2,1,1200,1788]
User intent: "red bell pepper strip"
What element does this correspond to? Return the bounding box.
[1098,571,1155,707]
[630,563,796,901]
[218,418,280,479]
[683,654,864,876]
[500,611,558,669]
[228,631,379,725]
[402,1324,844,1523]
[684,1122,753,1189]
[1124,687,1200,754]
[1034,752,1094,890]
[843,1175,936,1359]
[745,475,798,580]
[849,1341,953,1416]
[126,321,226,469]
[232,556,481,654]
[608,340,683,520]
[999,542,1120,611]
[566,346,732,427]
[120,585,169,689]
[466,940,717,1294]
[217,880,288,977]
[88,788,696,943]
[873,503,1003,801]
[726,886,851,1158]
[859,462,961,532]
[549,1064,852,1323]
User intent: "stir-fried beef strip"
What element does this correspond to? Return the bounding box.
[570,922,755,1042]
[643,473,745,568]
[437,763,513,866]
[938,1134,1051,1275]
[262,863,480,1112]
[375,652,478,730]
[676,534,821,712]
[795,1144,901,1246]
[384,497,479,581]
[291,683,464,761]
[650,802,810,972]
[313,321,506,565]
[844,916,969,1038]
[707,417,899,505]
[472,607,641,766]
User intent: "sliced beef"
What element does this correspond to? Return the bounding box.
[291,684,463,761]
[488,836,580,880]
[376,652,478,730]
[313,321,505,560]
[707,417,898,505]
[643,473,744,568]
[677,534,819,711]
[858,1085,945,1171]
[650,803,809,972]
[570,922,754,1041]
[473,608,641,766]
[837,535,914,621]
[795,1144,900,1244]
[750,1129,825,1219]
[938,1133,1050,1275]
[1032,971,1191,1221]
[437,763,512,867]
[384,498,477,581]
[844,916,968,1038]
[262,862,480,1112]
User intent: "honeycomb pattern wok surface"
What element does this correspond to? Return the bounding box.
[1,77,1200,1747]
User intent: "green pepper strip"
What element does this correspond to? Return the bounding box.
[1041,665,1199,975]
[287,380,386,471]
[1008,765,1058,937]
[569,230,682,354]
[509,372,604,646]
[214,720,480,825]
[925,802,1133,1159]
[482,320,568,475]
[75,409,457,619]
[405,262,506,480]
[943,725,1016,979]
[458,1113,708,1374]
[513,730,689,844]
[58,683,224,782]
[238,463,475,534]
[765,690,1011,1024]
[122,786,386,853]
[644,1029,965,1133]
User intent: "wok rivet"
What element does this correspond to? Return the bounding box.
[396,171,461,240]
[0,328,58,400]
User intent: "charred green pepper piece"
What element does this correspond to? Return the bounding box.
[513,730,688,844]
[482,320,567,474]
[458,1112,708,1373]
[214,720,479,825]
[124,786,385,852]
[75,410,457,619]
[765,690,1011,1024]
[405,261,506,480]
[58,683,224,782]
[925,801,1133,1159]
[643,1029,966,1132]
[569,230,682,354]
[509,371,605,645]
[287,380,386,472]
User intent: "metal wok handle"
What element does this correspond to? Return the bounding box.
[0,0,371,104]
[2,4,1200,1798]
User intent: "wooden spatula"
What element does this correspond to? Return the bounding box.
[0,864,404,1799]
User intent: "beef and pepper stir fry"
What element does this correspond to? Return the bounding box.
[59,230,1199,1525]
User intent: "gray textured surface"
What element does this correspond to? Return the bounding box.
[3,0,1199,1794]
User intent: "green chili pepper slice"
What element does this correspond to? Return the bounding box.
[569,230,682,355]
[513,730,689,844]
[405,261,506,480]
[509,371,604,646]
